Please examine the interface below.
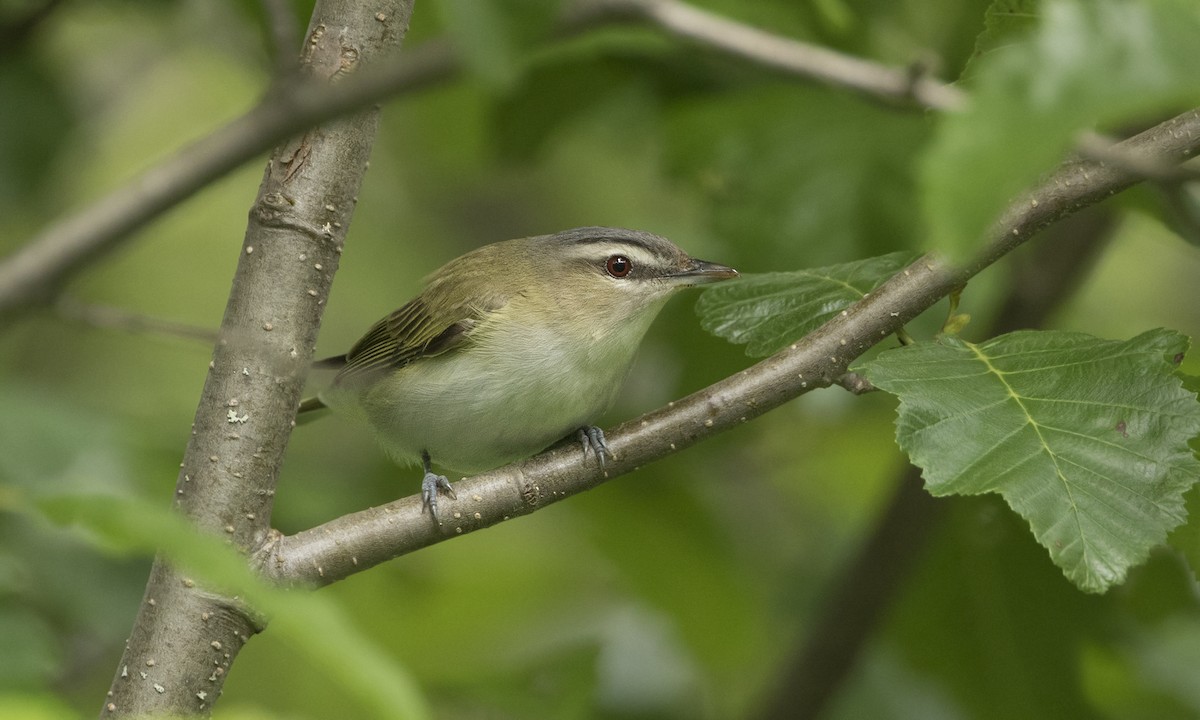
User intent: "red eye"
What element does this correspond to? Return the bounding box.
[606,255,632,278]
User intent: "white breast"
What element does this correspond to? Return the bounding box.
[344,294,668,473]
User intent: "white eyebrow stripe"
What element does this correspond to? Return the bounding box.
[563,243,664,264]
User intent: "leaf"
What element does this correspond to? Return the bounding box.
[923,0,1200,260]
[960,0,1041,81]
[858,328,1200,593]
[695,252,919,356]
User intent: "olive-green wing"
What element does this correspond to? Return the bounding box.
[328,242,519,385]
[333,283,506,384]
[332,300,461,383]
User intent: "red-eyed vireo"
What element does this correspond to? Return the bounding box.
[300,227,737,519]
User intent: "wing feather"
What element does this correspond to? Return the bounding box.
[334,269,509,384]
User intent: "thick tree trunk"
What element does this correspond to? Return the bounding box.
[101,2,414,716]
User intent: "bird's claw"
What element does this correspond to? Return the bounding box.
[421,471,456,521]
[578,425,612,468]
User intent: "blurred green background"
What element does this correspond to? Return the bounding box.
[2,0,1200,718]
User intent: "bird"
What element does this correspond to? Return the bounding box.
[299,226,738,520]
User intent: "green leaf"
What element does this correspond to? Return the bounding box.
[960,0,1040,80]
[695,252,919,356]
[924,0,1200,260]
[858,328,1200,593]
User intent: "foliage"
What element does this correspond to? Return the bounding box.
[924,0,1200,259]
[860,329,1200,592]
[699,253,1200,593]
[696,252,920,356]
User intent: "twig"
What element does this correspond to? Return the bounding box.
[835,372,876,395]
[258,108,1200,589]
[1077,130,1200,184]
[0,0,961,323]
[259,0,302,81]
[567,0,965,111]
[55,297,219,344]
[0,39,457,323]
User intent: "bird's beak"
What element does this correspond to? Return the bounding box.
[669,258,739,285]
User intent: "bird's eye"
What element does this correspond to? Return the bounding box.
[606,255,633,278]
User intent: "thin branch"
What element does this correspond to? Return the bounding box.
[1078,130,1200,184]
[967,111,1200,273]
[0,38,456,324]
[0,0,960,323]
[835,372,877,395]
[259,108,1200,588]
[1075,134,1200,244]
[259,0,302,81]
[567,0,965,111]
[55,297,219,344]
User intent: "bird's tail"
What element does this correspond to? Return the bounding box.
[298,396,327,414]
[296,354,346,423]
[295,395,329,426]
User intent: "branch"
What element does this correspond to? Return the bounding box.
[56,297,219,344]
[566,0,965,111]
[1077,131,1200,184]
[0,36,456,324]
[0,0,960,323]
[101,2,414,716]
[258,0,302,81]
[260,108,1200,588]
[834,371,877,395]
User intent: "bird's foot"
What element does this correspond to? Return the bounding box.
[578,425,612,468]
[420,450,456,521]
[421,471,456,520]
